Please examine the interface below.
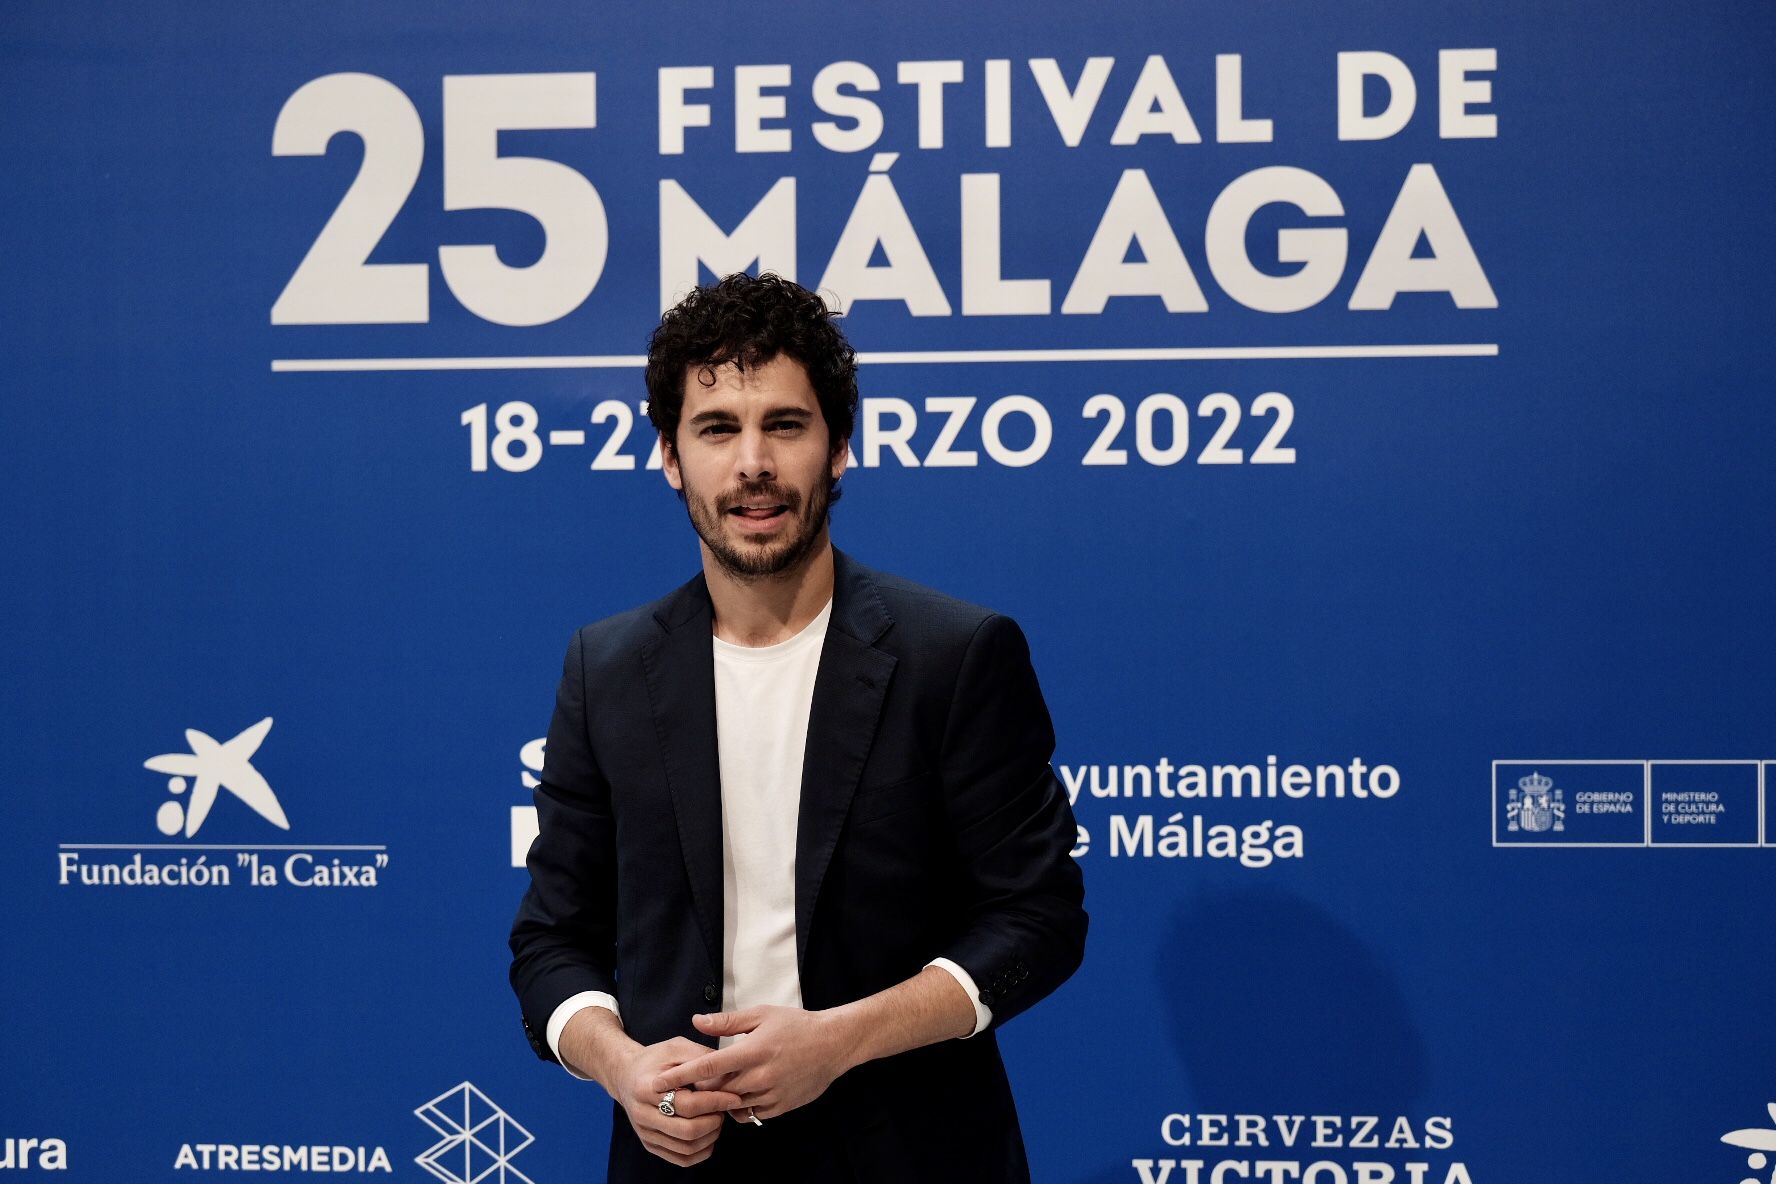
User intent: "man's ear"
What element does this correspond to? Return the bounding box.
[660,431,682,490]
[830,436,850,482]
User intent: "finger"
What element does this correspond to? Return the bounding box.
[639,1107,728,1143]
[628,1100,710,1150]
[721,1068,770,1098]
[641,1137,713,1169]
[692,1008,764,1037]
[668,1118,724,1153]
[652,1047,754,1093]
[636,1110,724,1148]
[667,1087,743,1118]
[672,1114,727,1142]
[636,1124,702,1165]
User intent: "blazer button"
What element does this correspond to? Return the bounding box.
[979,989,997,1006]
[704,983,718,1003]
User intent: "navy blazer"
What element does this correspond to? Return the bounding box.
[509,546,1087,1182]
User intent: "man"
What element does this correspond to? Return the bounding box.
[508,272,1086,1181]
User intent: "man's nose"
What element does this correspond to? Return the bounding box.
[735,425,775,481]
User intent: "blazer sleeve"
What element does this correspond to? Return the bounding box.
[507,627,622,1062]
[933,613,1087,1033]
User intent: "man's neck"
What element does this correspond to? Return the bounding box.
[702,535,836,647]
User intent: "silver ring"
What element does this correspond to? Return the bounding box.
[658,1090,677,1117]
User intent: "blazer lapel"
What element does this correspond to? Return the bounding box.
[795,548,897,975]
[640,573,725,980]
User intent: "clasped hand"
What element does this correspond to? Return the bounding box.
[658,1005,851,1125]
[618,1006,849,1167]
[615,1037,738,1168]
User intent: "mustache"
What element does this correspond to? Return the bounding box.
[718,483,800,512]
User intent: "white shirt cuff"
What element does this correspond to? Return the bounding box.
[546,991,621,1080]
[926,957,992,1038]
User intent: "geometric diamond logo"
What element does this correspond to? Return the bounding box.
[415,1081,535,1184]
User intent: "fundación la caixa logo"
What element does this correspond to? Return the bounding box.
[56,715,390,890]
[144,717,291,838]
[1724,1101,1776,1184]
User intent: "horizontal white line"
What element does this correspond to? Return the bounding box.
[1492,842,1652,848]
[1493,758,1771,764]
[1649,843,1768,848]
[271,343,1500,373]
[1493,759,1647,765]
[1648,759,1762,766]
[59,843,387,851]
[275,355,646,372]
[1493,843,1775,849]
[863,344,1500,363]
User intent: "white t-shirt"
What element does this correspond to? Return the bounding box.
[709,595,833,1043]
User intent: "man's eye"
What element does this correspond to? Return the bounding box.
[770,422,804,432]
[702,425,734,436]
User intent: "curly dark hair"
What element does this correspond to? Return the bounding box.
[644,272,858,471]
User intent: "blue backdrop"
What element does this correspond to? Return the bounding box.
[3,3,1774,1182]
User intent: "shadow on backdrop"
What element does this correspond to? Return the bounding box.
[1073,889,1430,1184]
[1162,888,1429,1110]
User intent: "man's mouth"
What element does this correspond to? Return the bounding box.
[727,502,789,523]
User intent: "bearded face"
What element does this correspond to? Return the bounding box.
[662,354,847,581]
